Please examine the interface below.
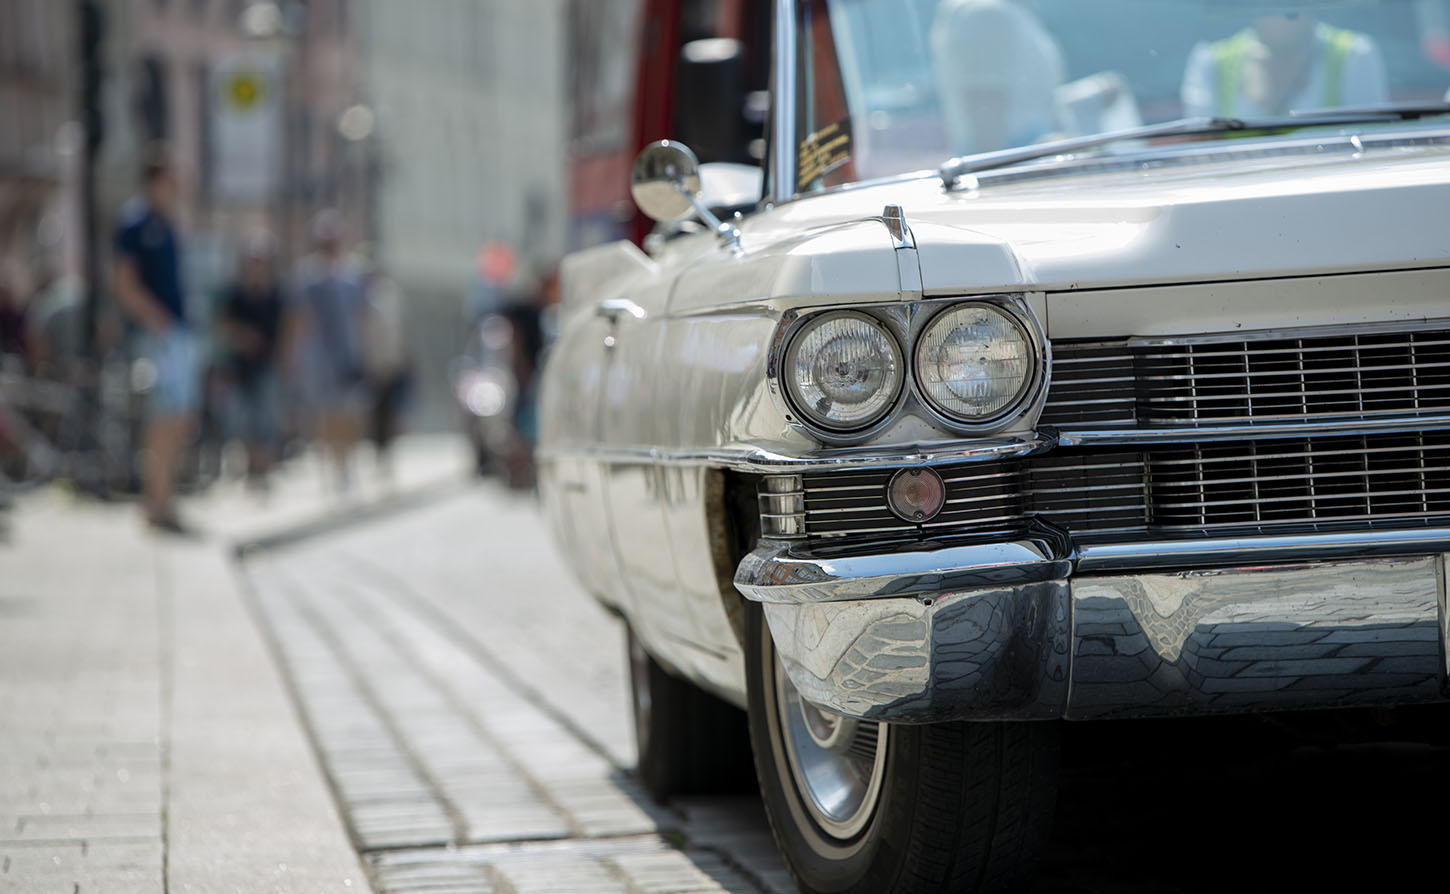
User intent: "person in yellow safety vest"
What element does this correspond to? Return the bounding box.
[1181,12,1388,119]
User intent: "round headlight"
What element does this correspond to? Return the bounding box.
[785,312,903,432]
[915,304,1034,422]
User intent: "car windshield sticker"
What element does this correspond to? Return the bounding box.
[797,118,852,193]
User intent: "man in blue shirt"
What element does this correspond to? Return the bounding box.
[113,144,196,533]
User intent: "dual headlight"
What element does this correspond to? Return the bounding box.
[782,304,1036,434]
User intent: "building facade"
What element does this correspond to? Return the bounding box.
[0,0,75,299]
[350,0,569,426]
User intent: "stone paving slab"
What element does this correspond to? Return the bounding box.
[0,495,366,893]
[0,501,166,893]
[162,538,366,893]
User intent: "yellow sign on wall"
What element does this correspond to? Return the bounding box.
[223,69,266,112]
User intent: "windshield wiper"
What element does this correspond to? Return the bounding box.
[1290,101,1450,121]
[939,105,1450,188]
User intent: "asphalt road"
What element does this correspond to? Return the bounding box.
[241,482,1450,893]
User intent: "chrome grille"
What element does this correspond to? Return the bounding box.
[1148,433,1450,531]
[1043,328,1450,427]
[801,467,1023,538]
[1040,344,1136,425]
[796,431,1450,542]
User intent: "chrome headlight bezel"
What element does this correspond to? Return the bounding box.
[766,296,1048,446]
[781,310,907,435]
[911,301,1039,428]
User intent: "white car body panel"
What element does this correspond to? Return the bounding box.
[540,138,1450,706]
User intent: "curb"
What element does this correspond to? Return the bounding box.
[230,475,470,557]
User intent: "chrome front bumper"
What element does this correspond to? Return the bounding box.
[734,533,1450,722]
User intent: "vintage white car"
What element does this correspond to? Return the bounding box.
[539,1,1450,890]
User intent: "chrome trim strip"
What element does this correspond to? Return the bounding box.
[1052,414,1450,446]
[735,537,1072,604]
[1114,313,1450,348]
[534,436,1048,473]
[739,525,1450,586]
[1075,527,1450,573]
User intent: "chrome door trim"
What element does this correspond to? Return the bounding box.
[1076,527,1450,573]
[595,297,647,321]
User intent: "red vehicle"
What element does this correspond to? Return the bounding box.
[566,0,770,252]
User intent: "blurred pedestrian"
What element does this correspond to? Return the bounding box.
[0,273,28,365]
[111,144,197,534]
[217,230,285,489]
[293,210,367,492]
[24,256,83,382]
[361,262,411,477]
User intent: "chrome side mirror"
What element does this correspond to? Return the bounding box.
[630,140,742,252]
[630,140,701,222]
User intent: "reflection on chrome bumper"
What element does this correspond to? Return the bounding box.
[735,539,1450,723]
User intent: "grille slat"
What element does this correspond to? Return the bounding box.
[1139,360,1450,381]
[1151,487,1450,511]
[1043,327,1450,427]
[1142,382,1450,403]
[798,432,1450,542]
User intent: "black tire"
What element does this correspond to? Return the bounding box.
[628,627,754,802]
[745,603,1059,894]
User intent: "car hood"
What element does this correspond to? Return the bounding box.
[742,138,1450,295]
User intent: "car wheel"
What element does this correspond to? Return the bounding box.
[745,604,1059,894]
[628,627,753,802]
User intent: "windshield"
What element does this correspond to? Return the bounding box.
[791,0,1450,193]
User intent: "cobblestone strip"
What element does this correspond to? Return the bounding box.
[248,563,455,851]
[244,544,778,893]
[333,563,664,840]
[262,559,580,846]
[369,835,760,894]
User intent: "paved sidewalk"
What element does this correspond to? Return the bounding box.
[0,436,468,893]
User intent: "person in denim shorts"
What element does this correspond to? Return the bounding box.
[113,144,196,533]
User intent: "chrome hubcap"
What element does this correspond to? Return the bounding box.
[774,655,887,839]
